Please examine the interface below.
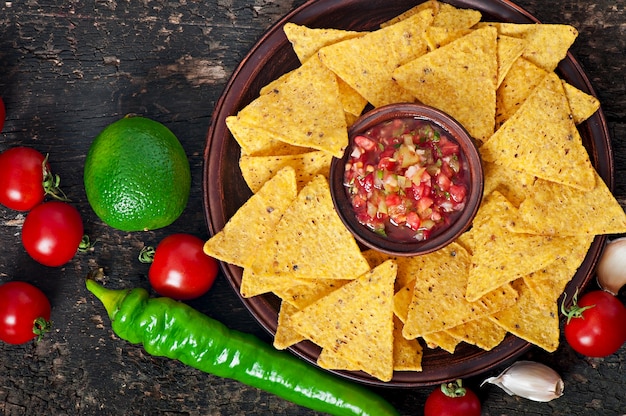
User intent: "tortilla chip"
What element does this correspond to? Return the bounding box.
[319,9,434,107]
[489,279,560,352]
[317,348,360,371]
[424,27,473,51]
[226,115,311,156]
[235,55,348,157]
[239,150,333,193]
[477,22,578,72]
[562,81,600,124]
[393,315,423,371]
[496,35,526,88]
[248,175,370,281]
[482,161,535,208]
[495,57,548,128]
[203,166,298,268]
[509,171,626,236]
[422,331,460,354]
[523,235,594,309]
[445,319,507,351]
[240,267,308,298]
[394,26,498,142]
[290,260,397,381]
[379,0,440,28]
[432,2,481,29]
[362,249,426,292]
[481,72,596,191]
[401,242,518,339]
[466,191,583,301]
[276,278,351,310]
[274,301,306,349]
[283,22,365,63]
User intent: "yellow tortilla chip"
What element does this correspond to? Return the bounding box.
[317,348,360,371]
[290,260,397,382]
[283,22,365,63]
[489,279,560,352]
[481,72,596,191]
[432,2,481,29]
[562,81,600,124]
[523,235,594,309]
[496,35,526,88]
[400,242,518,339]
[362,249,426,292]
[394,26,498,142]
[226,115,311,156]
[235,55,348,157]
[274,301,306,350]
[276,278,351,310]
[509,171,626,236]
[203,166,298,268]
[424,27,473,51]
[445,319,507,351]
[248,175,370,281]
[477,22,578,72]
[240,268,308,298]
[482,161,535,208]
[422,331,460,354]
[239,150,332,193]
[466,191,581,302]
[392,315,423,371]
[319,9,434,107]
[380,0,440,28]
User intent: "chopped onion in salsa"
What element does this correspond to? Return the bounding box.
[344,117,468,242]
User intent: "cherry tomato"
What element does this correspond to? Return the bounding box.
[0,96,5,132]
[0,281,51,345]
[0,147,47,211]
[424,379,481,416]
[144,233,218,300]
[22,201,84,267]
[562,290,626,357]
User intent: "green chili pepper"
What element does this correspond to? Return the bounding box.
[86,279,400,416]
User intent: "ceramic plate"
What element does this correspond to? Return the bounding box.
[203,0,612,387]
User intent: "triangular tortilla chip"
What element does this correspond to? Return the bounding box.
[466,191,583,301]
[290,260,397,382]
[562,81,600,124]
[401,242,518,338]
[274,301,306,350]
[496,35,526,88]
[489,279,560,352]
[235,55,348,157]
[226,115,311,156]
[203,166,298,268]
[431,2,482,29]
[422,331,460,354]
[482,161,535,208]
[509,171,626,235]
[239,150,332,193]
[318,9,434,107]
[477,22,578,72]
[248,175,370,281]
[394,26,498,142]
[445,319,507,351]
[480,72,596,191]
[283,22,365,63]
[392,316,423,371]
[379,0,440,28]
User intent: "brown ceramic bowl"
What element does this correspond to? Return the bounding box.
[330,103,483,256]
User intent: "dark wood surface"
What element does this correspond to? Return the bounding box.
[1,1,624,415]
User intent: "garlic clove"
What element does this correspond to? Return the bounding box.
[481,361,564,402]
[596,237,626,295]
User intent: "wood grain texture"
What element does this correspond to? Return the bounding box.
[0,1,624,415]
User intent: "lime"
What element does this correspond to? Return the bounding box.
[84,116,191,232]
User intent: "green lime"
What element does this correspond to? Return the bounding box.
[84,116,191,232]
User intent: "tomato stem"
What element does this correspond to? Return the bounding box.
[33,316,52,342]
[138,246,156,264]
[441,379,467,398]
[561,289,596,324]
[41,154,70,202]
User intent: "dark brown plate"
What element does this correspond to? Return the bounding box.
[203,0,612,387]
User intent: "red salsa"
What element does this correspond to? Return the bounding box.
[344,117,468,242]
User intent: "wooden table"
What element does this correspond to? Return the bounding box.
[1,1,624,415]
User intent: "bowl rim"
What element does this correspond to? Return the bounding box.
[330,102,484,256]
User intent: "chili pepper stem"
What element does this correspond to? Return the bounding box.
[85,279,130,321]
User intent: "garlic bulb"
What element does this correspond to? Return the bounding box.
[596,237,626,295]
[481,361,564,402]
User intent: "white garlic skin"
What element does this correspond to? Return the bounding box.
[481,361,564,402]
[596,237,626,295]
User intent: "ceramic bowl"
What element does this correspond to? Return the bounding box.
[330,103,484,256]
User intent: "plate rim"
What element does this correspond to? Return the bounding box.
[202,0,613,387]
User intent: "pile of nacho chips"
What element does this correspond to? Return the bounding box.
[204,0,626,382]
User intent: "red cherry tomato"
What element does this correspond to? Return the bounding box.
[424,379,481,416]
[22,201,84,267]
[0,281,51,345]
[144,233,219,300]
[0,96,5,132]
[0,147,47,211]
[563,290,626,357]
